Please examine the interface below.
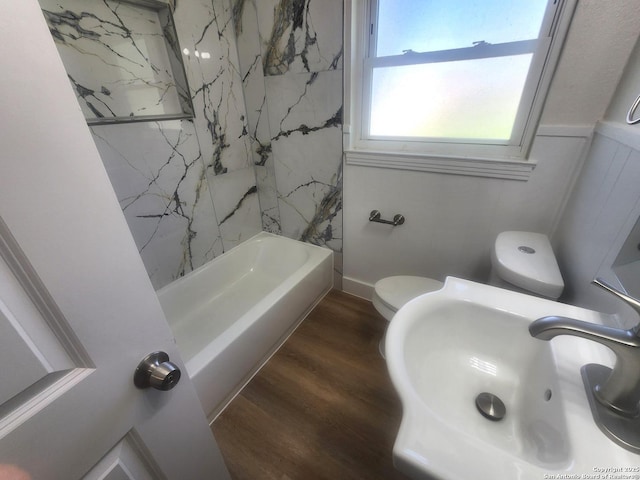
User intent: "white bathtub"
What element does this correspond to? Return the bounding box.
[157,232,333,420]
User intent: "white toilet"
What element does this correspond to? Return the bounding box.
[372,231,564,356]
[489,231,564,300]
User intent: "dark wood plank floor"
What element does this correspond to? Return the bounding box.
[211,290,412,480]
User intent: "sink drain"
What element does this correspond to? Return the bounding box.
[475,392,506,421]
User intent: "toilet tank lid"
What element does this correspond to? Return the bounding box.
[492,231,564,299]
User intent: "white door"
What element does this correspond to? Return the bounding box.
[0,3,230,479]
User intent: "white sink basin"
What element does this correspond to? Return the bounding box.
[385,277,639,480]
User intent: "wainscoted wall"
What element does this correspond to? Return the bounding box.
[233,0,344,285]
[342,130,591,298]
[341,0,640,300]
[553,123,640,328]
[553,38,640,328]
[41,0,263,289]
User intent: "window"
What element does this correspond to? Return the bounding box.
[345,0,577,178]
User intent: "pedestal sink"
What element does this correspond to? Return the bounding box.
[385,277,639,480]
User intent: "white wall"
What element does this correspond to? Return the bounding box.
[540,0,640,126]
[553,123,640,328]
[552,38,640,328]
[605,35,640,124]
[343,1,640,299]
[343,131,589,297]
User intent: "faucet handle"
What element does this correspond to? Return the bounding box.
[593,277,640,316]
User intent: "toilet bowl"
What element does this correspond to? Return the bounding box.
[373,276,444,356]
[372,231,564,357]
[372,276,444,322]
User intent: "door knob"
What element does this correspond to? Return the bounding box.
[134,351,181,391]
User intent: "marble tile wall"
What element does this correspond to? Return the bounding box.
[233,0,344,282]
[40,0,192,122]
[41,0,263,289]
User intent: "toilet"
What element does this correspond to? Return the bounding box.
[372,231,564,356]
[489,231,564,300]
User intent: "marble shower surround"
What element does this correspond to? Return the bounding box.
[41,0,263,290]
[234,0,344,279]
[39,0,193,122]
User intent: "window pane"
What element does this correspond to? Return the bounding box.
[376,0,548,57]
[369,55,532,141]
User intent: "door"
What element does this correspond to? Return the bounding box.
[0,3,230,479]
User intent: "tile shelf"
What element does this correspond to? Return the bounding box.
[40,0,194,125]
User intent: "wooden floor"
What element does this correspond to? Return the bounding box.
[211,290,411,480]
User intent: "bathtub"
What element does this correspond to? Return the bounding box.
[157,232,333,421]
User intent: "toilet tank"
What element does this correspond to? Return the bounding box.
[489,231,564,300]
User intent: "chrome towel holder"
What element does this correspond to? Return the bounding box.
[369,210,405,226]
[627,94,640,125]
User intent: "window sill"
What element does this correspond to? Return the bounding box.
[344,149,537,181]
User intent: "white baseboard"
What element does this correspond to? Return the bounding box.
[342,276,374,300]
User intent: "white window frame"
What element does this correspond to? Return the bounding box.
[344,0,578,180]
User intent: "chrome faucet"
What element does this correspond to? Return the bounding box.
[529,278,640,418]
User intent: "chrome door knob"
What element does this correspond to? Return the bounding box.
[134,351,181,391]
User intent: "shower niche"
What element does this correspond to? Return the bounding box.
[39,0,193,125]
